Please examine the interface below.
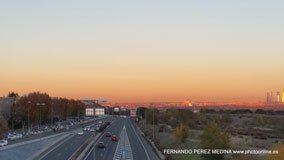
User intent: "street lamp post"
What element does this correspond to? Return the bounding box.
[153,108,155,140]
[51,102,54,125]
[11,98,16,132]
[36,103,46,130]
[37,102,45,140]
[28,101,31,133]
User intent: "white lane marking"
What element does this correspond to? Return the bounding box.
[38,117,108,160]
[128,119,150,160]
[113,125,133,160]
[83,119,117,160]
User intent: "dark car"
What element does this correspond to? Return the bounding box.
[111,135,118,141]
[106,121,111,125]
[105,132,111,137]
[97,142,105,148]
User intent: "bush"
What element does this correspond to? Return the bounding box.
[175,123,189,143]
[200,122,231,160]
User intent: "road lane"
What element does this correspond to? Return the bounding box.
[126,118,160,160]
[39,117,113,160]
[84,117,125,160]
[113,125,133,160]
[40,132,91,160]
[84,117,160,160]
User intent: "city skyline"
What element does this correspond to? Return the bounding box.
[1,1,284,103]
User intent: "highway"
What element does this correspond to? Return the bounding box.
[4,116,160,160]
[84,117,159,160]
[38,117,114,160]
[125,118,159,160]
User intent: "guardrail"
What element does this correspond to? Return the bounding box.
[68,133,98,160]
[76,133,102,160]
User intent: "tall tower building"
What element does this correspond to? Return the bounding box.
[267,92,271,103]
[282,91,284,103]
[276,92,280,103]
[270,91,274,103]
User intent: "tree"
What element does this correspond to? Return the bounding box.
[200,122,231,160]
[11,92,86,129]
[266,143,284,160]
[0,116,9,139]
[136,107,147,119]
[175,123,189,143]
[145,108,159,125]
[7,92,19,98]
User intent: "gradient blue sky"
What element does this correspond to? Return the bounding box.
[0,1,283,102]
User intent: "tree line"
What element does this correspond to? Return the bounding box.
[1,92,86,136]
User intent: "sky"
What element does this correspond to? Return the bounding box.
[0,0,283,102]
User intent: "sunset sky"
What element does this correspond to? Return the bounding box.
[1,1,283,102]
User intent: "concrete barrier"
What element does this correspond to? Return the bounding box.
[76,133,102,160]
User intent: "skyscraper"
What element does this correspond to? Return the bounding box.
[282,91,284,103]
[276,92,280,103]
[270,91,274,103]
[267,92,271,103]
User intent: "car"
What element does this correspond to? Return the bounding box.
[83,127,90,131]
[97,142,105,148]
[15,134,23,139]
[7,135,17,141]
[90,128,95,132]
[98,120,103,124]
[105,132,111,137]
[106,121,111,125]
[77,131,84,135]
[0,140,8,147]
[111,135,118,141]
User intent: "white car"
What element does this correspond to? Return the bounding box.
[8,135,17,140]
[15,134,23,139]
[0,140,8,147]
[77,131,84,135]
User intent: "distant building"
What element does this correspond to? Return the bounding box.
[113,107,120,114]
[85,108,94,116]
[95,107,105,116]
[282,91,284,103]
[130,109,137,117]
[81,98,99,106]
[270,91,273,102]
[276,92,281,103]
[85,106,106,117]
[267,92,271,103]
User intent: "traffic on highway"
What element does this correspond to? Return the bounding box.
[0,115,160,160]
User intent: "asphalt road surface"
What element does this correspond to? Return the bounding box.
[39,117,113,160]
[84,117,159,160]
